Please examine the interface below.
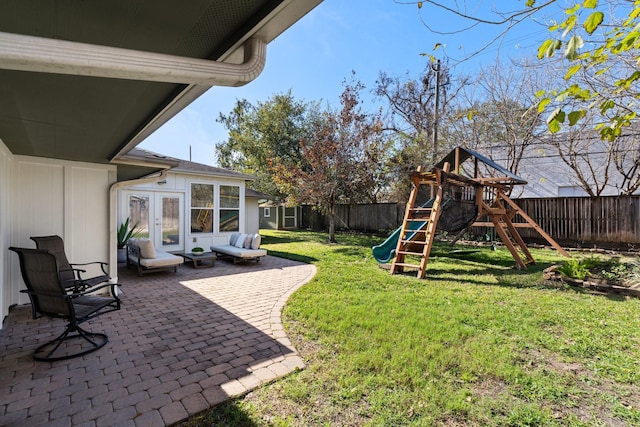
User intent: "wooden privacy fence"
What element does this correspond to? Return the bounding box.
[299,196,640,248]
[300,203,405,232]
[513,196,640,246]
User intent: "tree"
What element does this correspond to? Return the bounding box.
[546,112,614,197]
[611,129,640,195]
[374,61,468,201]
[215,91,316,198]
[271,78,386,242]
[445,59,547,180]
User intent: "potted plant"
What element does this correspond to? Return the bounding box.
[117,217,140,263]
[191,246,205,256]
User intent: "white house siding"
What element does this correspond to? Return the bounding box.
[0,139,13,324]
[2,155,116,328]
[118,171,258,253]
[245,198,260,234]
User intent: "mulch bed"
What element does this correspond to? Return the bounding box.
[543,265,640,298]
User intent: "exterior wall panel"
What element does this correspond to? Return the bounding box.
[0,139,13,323]
[1,156,116,327]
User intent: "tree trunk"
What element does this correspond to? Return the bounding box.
[328,204,336,243]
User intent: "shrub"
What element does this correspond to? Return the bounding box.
[557,258,590,280]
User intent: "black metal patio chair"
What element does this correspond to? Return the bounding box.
[30,235,110,292]
[9,247,121,361]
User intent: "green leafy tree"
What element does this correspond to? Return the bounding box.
[405,1,638,140]
[215,90,317,198]
[536,0,640,140]
[271,78,387,242]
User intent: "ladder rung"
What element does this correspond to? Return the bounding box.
[400,240,428,245]
[397,251,424,256]
[406,218,429,222]
[393,263,421,269]
[410,208,432,212]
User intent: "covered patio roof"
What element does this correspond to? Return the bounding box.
[0,0,322,181]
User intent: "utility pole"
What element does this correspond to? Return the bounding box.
[432,59,440,162]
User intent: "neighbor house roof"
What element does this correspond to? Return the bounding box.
[0,1,323,181]
[130,148,255,181]
[435,146,528,185]
[474,127,640,198]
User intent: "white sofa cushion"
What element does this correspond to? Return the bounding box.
[251,234,261,249]
[210,244,267,258]
[138,238,157,259]
[234,233,246,248]
[229,232,241,246]
[130,250,183,268]
[243,234,253,248]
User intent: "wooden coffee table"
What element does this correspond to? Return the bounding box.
[179,252,216,269]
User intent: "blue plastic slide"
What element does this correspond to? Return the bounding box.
[372,199,435,264]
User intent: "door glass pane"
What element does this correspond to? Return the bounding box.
[128,194,149,238]
[161,196,180,246]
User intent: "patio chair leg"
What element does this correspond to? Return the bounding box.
[33,324,108,362]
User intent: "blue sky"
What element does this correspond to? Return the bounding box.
[139,0,560,166]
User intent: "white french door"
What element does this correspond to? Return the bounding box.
[124,191,184,252]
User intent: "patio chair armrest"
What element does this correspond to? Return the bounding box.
[70,261,109,275]
[20,288,72,299]
[67,282,119,298]
[60,267,88,283]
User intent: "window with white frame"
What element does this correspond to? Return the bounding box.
[219,185,240,232]
[191,183,214,233]
[263,207,271,218]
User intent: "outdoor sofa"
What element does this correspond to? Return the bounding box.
[210,232,267,264]
[126,238,183,275]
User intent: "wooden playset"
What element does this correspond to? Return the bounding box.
[386,146,569,279]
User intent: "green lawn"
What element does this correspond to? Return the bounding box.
[181,230,640,426]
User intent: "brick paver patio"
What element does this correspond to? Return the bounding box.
[0,255,316,426]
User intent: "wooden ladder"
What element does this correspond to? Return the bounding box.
[477,187,533,269]
[490,212,536,270]
[391,165,448,279]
